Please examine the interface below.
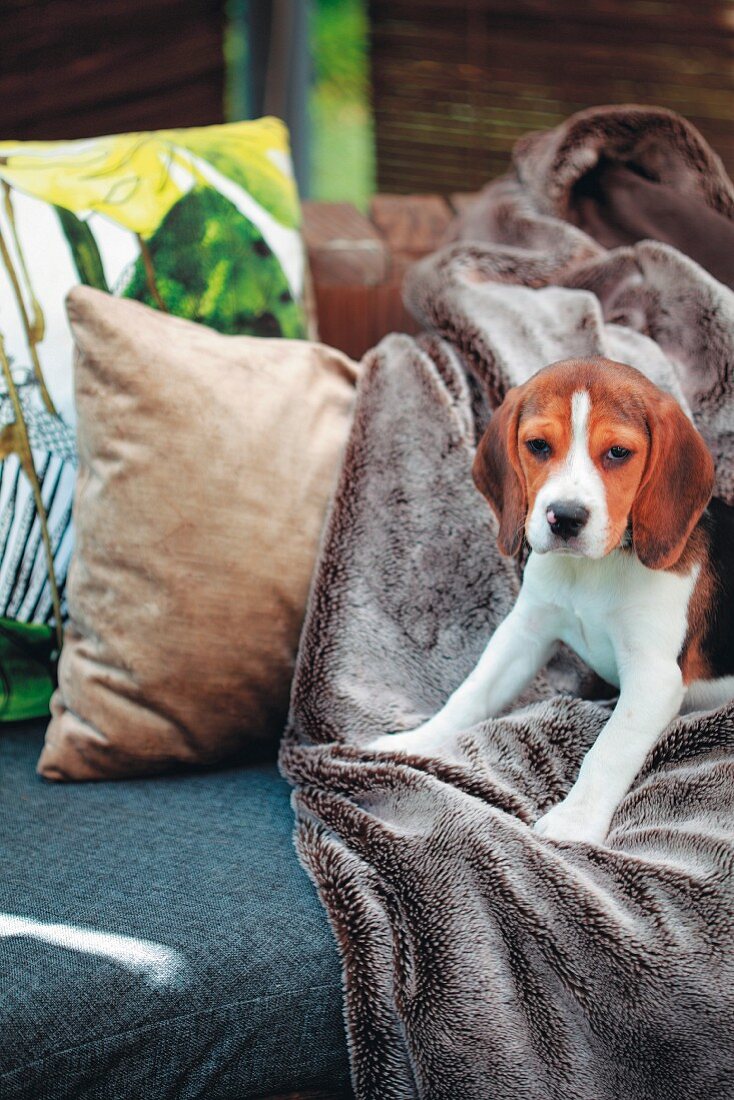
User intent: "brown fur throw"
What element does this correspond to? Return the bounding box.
[280,106,734,1099]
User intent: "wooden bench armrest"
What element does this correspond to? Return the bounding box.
[302,192,478,358]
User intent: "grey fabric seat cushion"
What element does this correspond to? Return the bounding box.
[0,723,350,1100]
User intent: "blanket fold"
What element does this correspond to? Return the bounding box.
[280,105,734,1099]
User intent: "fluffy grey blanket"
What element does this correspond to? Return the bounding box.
[279,106,734,1099]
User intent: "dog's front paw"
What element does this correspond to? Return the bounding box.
[369,731,414,754]
[533,797,611,845]
[368,720,455,757]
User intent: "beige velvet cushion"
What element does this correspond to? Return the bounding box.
[37,286,358,780]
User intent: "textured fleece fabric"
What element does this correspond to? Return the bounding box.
[279,105,734,1099]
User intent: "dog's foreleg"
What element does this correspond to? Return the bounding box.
[370,595,557,755]
[533,655,684,844]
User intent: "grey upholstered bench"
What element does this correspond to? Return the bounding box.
[0,722,351,1099]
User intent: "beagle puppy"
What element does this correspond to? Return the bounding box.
[373,357,734,844]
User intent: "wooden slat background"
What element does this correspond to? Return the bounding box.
[303,194,462,359]
[369,0,734,192]
[0,0,226,140]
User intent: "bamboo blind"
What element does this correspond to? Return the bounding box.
[0,0,226,140]
[369,0,734,192]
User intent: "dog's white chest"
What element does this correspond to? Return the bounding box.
[522,550,697,690]
[556,603,619,686]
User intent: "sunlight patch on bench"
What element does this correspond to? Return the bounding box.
[0,913,188,986]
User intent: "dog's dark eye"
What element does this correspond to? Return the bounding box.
[526,438,550,456]
[607,446,631,460]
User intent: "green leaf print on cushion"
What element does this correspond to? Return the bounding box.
[55,207,110,292]
[172,127,300,229]
[122,186,306,338]
[0,618,56,722]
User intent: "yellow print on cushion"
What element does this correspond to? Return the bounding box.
[0,118,300,235]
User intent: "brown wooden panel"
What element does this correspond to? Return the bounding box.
[312,282,421,360]
[302,201,389,286]
[369,0,734,193]
[0,0,226,140]
[305,196,451,358]
[369,193,452,255]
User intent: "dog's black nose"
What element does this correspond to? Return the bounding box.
[546,500,590,540]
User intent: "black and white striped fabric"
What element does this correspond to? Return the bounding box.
[0,367,76,626]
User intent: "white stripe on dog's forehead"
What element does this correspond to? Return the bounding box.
[570,390,591,449]
[525,386,610,557]
[564,390,594,478]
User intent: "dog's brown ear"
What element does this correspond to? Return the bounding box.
[632,391,715,570]
[472,387,526,556]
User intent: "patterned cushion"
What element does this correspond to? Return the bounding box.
[0,118,307,716]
